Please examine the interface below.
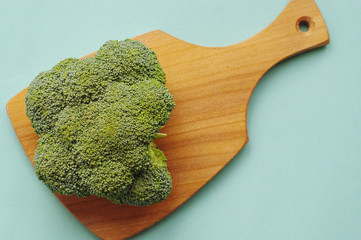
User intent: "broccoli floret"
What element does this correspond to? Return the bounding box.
[26,39,175,206]
[124,144,172,206]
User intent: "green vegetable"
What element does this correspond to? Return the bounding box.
[25,39,175,206]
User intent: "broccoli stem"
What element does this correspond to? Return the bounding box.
[156,133,167,138]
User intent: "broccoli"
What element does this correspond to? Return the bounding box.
[25,39,175,206]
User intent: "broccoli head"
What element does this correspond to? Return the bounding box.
[25,39,175,206]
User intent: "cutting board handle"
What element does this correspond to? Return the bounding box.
[233,0,329,68]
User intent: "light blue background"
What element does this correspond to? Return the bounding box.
[1,0,360,239]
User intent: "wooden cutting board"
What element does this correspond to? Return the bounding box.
[6,0,329,239]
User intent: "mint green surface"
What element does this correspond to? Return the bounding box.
[1,0,360,239]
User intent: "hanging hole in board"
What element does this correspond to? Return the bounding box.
[296,16,314,33]
[299,21,309,32]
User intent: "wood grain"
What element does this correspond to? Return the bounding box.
[6,0,329,239]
